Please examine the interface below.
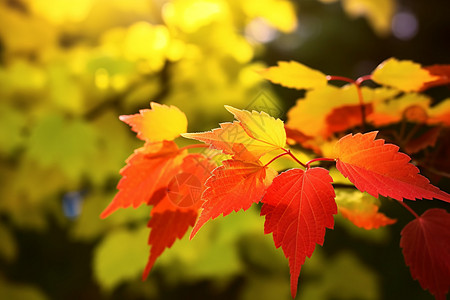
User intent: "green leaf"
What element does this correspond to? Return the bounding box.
[93,225,149,291]
[47,62,84,114]
[87,110,137,186]
[0,102,26,156]
[156,207,265,284]
[70,190,149,241]
[0,278,48,300]
[240,276,291,300]
[299,252,380,300]
[27,114,99,181]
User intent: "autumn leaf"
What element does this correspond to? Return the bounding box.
[119,102,188,143]
[325,103,373,134]
[284,126,322,154]
[420,64,450,91]
[143,208,198,279]
[142,154,215,278]
[225,105,286,148]
[190,160,277,238]
[287,85,397,138]
[182,106,286,160]
[367,93,430,126]
[164,154,216,209]
[335,190,396,229]
[400,208,450,300]
[261,168,337,298]
[341,0,394,36]
[100,141,184,218]
[404,127,441,154]
[181,122,264,161]
[333,131,450,203]
[372,58,438,92]
[428,98,450,127]
[259,61,327,90]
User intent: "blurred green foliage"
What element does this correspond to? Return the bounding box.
[0,0,448,299]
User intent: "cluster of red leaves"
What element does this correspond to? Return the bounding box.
[102,59,450,300]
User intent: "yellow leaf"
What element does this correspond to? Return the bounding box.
[287,85,386,138]
[372,58,438,92]
[183,106,285,161]
[225,105,286,149]
[341,0,395,36]
[123,22,170,72]
[243,0,298,33]
[259,61,328,90]
[367,92,431,126]
[120,102,188,143]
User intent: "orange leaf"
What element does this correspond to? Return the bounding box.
[284,126,321,154]
[182,122,260,161]
[372,58,438,92]
[325,103,373,135]
[333,131,450,203]
[420,64,450,91]
[400,208,450,300]
[165,153,216,209]
[261,168,337,298]
[367,93,430,126]
[259,61,327,90]
[287,85,396,138]
[428,98,450,127]
[340,206,396,229]
[190,160,277,238]
[143,153,215,277]
[183,106,286,161]
[143,208,197,279]
[119,102,188,142]
[404,127,441,154]
[100,141,184,218]
[335,190,396,229]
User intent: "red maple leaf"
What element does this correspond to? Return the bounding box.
[143,207,198,279]
[325,103,373,135]
[100,141,185,218]
[142,153,216,277]
[190,160,277,238]
[333,131,450,203]
[261,167,337,298]
[420,64,450,91]
[404,127,441,154]
[165,154,216,209]
[400,208,450,300]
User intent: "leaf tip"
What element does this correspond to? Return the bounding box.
[224,105,239,115]
[100,203,116,219]
[189,226,200,240]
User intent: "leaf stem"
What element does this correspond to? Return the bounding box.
[326,75,370,131]
[305,157,336,169]
[283,149,307,168]
[263,152,291,168]
[355,75,373,85]
[326,75,355,84]
[398,201,420,219]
